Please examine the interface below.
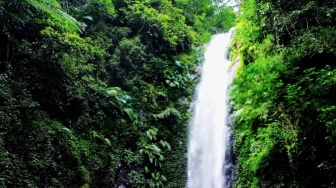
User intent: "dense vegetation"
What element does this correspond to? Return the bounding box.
[0,0,235,187]
[231,0,336,187]
[5,0,336,187]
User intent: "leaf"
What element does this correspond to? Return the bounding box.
[123,108,138,122]
[61,127,72,134]
[104,138,111,146]
[160,140,165,147]
[169,82,175,87]
[166,142,171,150]
[119,98,127,104]
[91,131,99,138]
[83,16,93,21]
[149,156,153,163]
[146,130,153,140]
[152,145,161,153]
[106,87,121,96]
[161,175,167,182]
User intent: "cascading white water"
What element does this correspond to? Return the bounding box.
[187,28,236,188]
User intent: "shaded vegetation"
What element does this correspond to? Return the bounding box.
[0,0,235,187]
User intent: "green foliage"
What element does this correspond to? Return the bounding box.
[27,0,82,32]
[231,0,336,187]
[139,127,171,187]
[89,0,116,18]
[210,6,236,33]
[0,0,236,187]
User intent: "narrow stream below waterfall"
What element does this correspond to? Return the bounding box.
[187,28,236,188]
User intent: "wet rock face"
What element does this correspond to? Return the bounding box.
[223,164,235,188]
[115,160,134,188]
[223,130,235,188]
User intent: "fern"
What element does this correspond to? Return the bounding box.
[152,107,181,120]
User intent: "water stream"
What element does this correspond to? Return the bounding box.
[187,28,237,188]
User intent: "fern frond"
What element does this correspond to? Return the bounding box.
[152,107,181,120]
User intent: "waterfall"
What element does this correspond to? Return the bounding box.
[187,28,237,188]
